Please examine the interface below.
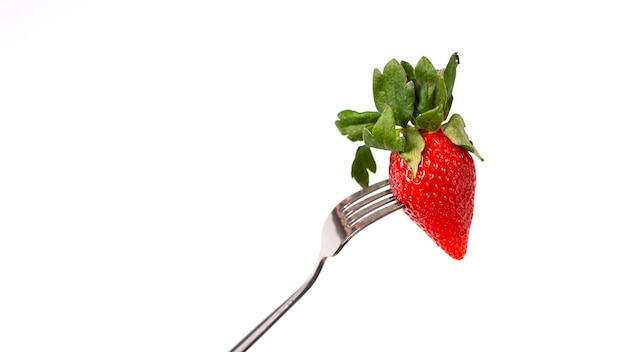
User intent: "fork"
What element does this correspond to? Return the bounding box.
[230,179,403,352]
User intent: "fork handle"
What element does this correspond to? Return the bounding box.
[230,257,327,352]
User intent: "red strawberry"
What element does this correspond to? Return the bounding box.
[335,53,483,259]
[388,130,476,260]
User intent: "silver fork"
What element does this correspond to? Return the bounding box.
[230,179,403,352]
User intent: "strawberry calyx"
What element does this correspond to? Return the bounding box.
[335,53,483,187]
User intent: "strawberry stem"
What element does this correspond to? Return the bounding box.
[336,53,482,187]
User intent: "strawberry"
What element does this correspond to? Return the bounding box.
[335,53,483,259]
[389,131,476,259]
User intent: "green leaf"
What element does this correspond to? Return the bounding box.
[363,105,406,152]
[414,56,449,118]
[351,145,377,187]
[414,105,443,132]
[401,60,420,118]
[443,53,459,118]
[399,127,425,178]
[442,114,484,161]
[414,56,438,82]
[372,59,415,127]
[335,110,381,141]
[401,61,416,82]
[414,57,438,114]
[433,72,447,111]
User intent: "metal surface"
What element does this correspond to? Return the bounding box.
[230,180,403,352]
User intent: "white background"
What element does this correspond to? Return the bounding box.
[1,1,625,351]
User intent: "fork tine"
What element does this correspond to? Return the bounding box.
[345,191,397,225]
[339,179,391,208]
[348,201,403,235]
[343,188,395,218]
[337,179,403,235]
